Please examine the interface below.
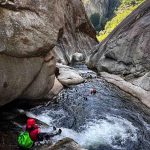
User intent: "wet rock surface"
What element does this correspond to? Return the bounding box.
[131,72,150,91]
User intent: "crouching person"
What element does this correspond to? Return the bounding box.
[18,118,61,149]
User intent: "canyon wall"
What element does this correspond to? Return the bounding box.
[0,0,97,106]
[88,0,150,106]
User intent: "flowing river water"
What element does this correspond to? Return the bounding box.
[0,64,150,150]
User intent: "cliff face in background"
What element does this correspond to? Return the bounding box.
[53,0,97,65]
[0,0,97,106]
[88,0,150,105]
[81,0,120,31]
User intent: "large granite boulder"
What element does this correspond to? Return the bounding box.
[0,0,58,106]
[88,0,150,106]
[0,0,96,106]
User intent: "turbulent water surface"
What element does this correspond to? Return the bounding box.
[0,64,150,150]
[30,64,150,150]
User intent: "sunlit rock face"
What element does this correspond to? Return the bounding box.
[81,0,120,31]
[88,0,150,94]
[0,0,97,106]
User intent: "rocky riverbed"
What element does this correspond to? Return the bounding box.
[0,64,150,150]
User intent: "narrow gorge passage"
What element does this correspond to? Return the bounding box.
[29,64,150,150]
[0,0,149,150]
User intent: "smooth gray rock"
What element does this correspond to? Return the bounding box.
[0,0,59,106]
[72,53,85,63]
[100,72,150,108]
[57,63,84,86]
[132,72,150,91]
[88,0,150,91]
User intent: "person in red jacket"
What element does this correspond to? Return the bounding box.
[26,118,62,142]
[90,88,97,95]
[26,118,40,141]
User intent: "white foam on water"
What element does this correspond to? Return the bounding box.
[35,113,52,125]
[34,110,138,149]
[52,115,138,149]
[34,110,65,132]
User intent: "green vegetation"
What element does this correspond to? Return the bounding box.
[96,0,145,42]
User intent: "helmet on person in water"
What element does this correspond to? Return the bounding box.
[27,118,36,128]
[90,88,96,94]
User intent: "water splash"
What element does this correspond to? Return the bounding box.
[38,113,138,149]
[29,64,150,150]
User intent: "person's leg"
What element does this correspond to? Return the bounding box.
[37,133,45,141]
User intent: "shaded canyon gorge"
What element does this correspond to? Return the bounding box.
[0,0,150,150]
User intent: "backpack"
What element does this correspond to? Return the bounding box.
[18,131,34,149]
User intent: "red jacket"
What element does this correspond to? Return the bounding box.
[26,124,40,141]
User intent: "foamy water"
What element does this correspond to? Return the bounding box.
[28,64,150,149]
[37,113,138,149]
